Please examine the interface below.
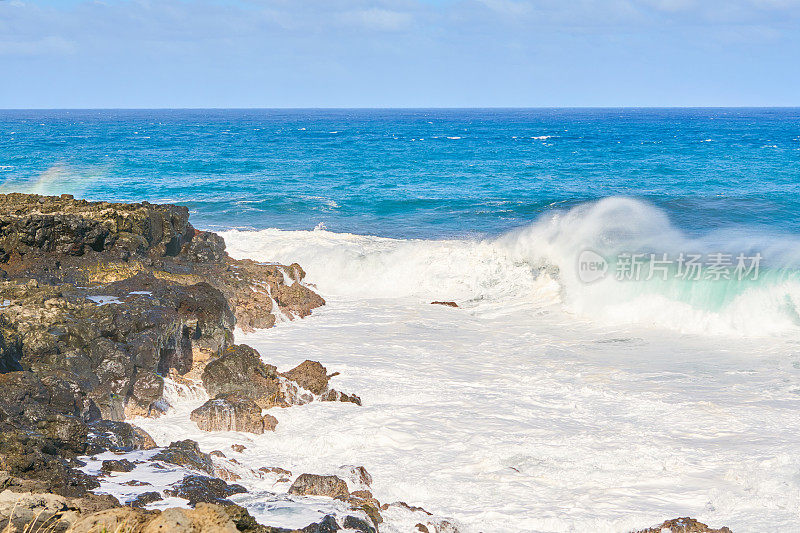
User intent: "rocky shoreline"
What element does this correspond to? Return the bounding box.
[0,193,732,532]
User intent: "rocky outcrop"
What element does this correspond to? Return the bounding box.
[191,394,279,433]
[281,360,329,395]
[0,193,324,501]
[195,346,361,434]
[152,439,215,475]
[634,517,733,533]
[201,344,282,408]
[164,474,246,505]
[288,474,350,500]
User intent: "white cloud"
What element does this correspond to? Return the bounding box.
[0,35,76,56]
[340,7,414,30]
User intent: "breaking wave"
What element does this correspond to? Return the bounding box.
[220,197,800,337]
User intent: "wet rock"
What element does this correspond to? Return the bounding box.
[0,193,327,505]
[320,389,362,406]
[343,515,376,533]
[152,440,214,475]
[123,480,151,486]
[338,465,372,489]
[430,301,458,308]
[164,474,246,505]
[87,420,157,453]
[281,360,329,395]
[231,444,246,453]
[301,515,341,533]
[272,284,325,319]
[191,394,279,434]
[201,344,282,408]
[130,491,163,508]
[100,458,136,473]
[288,474,350,500]
[634,517,733,533]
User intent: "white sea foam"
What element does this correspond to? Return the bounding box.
[135,299,800,532]
[219,197,800,337]
[129,198,800,532]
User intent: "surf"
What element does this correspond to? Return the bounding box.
[220,197,800,337]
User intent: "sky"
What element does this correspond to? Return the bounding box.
[1,0,799,108]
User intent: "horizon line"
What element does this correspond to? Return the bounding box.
[1,106,800,112]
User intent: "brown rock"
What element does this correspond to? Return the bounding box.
[634,517,733,533]
[431,301,458,307]
[288,474,350,500]
[191,394,278,434]
[281,360,329,395]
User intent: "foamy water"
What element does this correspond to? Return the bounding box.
[132,200,800,532]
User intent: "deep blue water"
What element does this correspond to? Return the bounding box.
[0,108,798,239]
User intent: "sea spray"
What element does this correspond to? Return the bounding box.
[221,197,800,336]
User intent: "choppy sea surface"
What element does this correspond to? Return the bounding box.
[4,109,800,532]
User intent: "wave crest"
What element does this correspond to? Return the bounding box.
[221,197,800,337]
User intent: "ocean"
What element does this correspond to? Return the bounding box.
[3,108,800,531]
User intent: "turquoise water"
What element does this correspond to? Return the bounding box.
[1,108,799,239]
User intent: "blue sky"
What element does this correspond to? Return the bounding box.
[1,0,799,108]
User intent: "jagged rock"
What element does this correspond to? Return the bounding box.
[201,344,282,408]
[231,444,246,453]
[87,420,157,453]
[0,193,193,260]
[152,440,214,475]
[320,389,362,406]
[430,301,458,307]
[130,491,163,508]
[634,517,733,533]
[342,515,376,533]
[0,193,327,516]
[281,360,329,395]
[272,284,325,319]
[288,474,350,500]
[338,465,372,489]
[101,459,136,473]
[164,474,246,505]
[191,394,279,434]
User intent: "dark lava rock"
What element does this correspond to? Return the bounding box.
[164,474,246,505]
[0,193,325,501]
[87,420,156,454]
[634,517,733,533]
[129,490,163,508]
[342,515,376,533]
[152,440,214,475]
[100,459,135,473]
[288,474,350,500]
[191,394,279,434]
[201,344,281,408]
